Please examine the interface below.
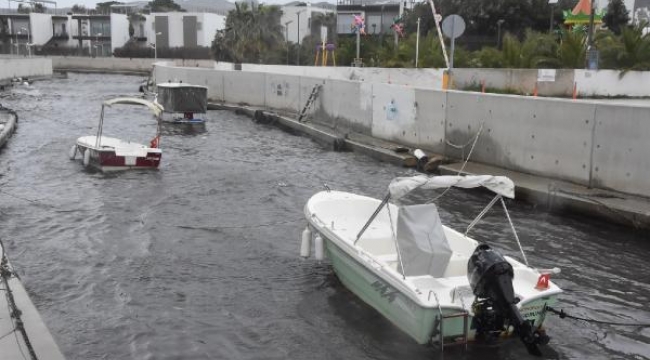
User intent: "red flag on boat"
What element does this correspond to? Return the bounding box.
[535,273,551,290]
[150,135,160,148]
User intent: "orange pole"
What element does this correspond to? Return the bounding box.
[533,81,538,97]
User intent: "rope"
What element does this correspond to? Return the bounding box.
[0,328,16,342]
[0,239,39,360]
[546,306,650,327]
[427,122,484,204]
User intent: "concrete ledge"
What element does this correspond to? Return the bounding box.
[54,68,149,76]
[439,162,650,230]
[208,102,418,167]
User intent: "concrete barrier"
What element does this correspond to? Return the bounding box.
[574,70,650,97]
[51,56,214,74]
[222,71,266,107]
[591,104,650,196]
[0,57,52,81]
[154,63,650,198]
[445,91,596,186]
[265,73,302,113]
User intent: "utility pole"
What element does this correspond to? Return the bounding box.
[415,17,420,68]
[285,20,292,65]
[296,11,303,66]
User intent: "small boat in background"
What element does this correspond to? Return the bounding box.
[301,175,562,356]
[70,97,163,172]
[155,82,208,124]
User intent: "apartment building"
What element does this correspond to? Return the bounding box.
[0,10,225,56]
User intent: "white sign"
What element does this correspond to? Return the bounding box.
[537,69,557,82]
[548,0,559,3]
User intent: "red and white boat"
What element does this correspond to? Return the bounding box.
[69,97,164,172]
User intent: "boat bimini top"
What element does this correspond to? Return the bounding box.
[388,174,515,200]
[357,174,530,267]
[102,97,164,117]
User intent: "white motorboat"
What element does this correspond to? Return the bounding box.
[70,97,163,172]
[302,174,562,355]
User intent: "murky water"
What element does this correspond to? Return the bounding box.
[0,73,648,360]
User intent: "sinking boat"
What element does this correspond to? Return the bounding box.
[69,97,163,172]
[302,175,562,355]
[155,82,208,124]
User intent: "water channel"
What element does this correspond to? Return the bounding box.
[0,73,648,360]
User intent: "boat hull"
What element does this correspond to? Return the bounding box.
[76,145,161,172]
[323,234,558,346]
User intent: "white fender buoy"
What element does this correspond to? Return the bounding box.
[300,227,312,258]
[82,150,91,168]
[314,234,324,261]
[69,145,77,160]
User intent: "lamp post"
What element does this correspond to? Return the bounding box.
[21,27,30,56]
[296,10,304,66]
[284,20,293,65]
[95,32,102,57]
[14,31,19,56]
[154,31,162,61]
[496,19,504,50]
[415,17,420,68]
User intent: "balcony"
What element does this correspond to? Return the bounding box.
[72,34,111,41]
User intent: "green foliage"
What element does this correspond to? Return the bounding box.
[602,0,630,35]
[212,2,285,64]
[71,4,87,13]
[18,3,46,13]
[146,0,183,12]
[557,30,587,68]
[597,23,650,70]
[96,1,123,14]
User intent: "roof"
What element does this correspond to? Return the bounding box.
[103,97,164,117]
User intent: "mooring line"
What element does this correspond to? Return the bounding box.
[547,306,650,327]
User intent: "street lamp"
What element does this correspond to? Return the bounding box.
[21,27,30,56]
[296,10,304,66]
[284,20,293,65]
[153,31,162,61]
[496,19,505,50]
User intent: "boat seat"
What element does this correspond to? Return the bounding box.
[443,252,468,277]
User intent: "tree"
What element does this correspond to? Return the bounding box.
[146,0,183,12]
[96,1,123,14]
[17,3,46,13]
[211,2,285,64]
[603,0,630,35]
[71,4,87,13]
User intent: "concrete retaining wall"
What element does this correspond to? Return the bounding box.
[452,68,576,97]
[214,62,445,89]
[155,64,650,198]
[0,57,52,81]
[51,56,215,73]
[574,70,650,97]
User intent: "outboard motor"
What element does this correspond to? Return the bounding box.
[468,244,543,356]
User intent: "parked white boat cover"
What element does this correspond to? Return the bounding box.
[396,204,452,277]
[389,175,515,200]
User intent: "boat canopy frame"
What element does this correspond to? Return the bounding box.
[354,175,530,276]
[95,97,164,148]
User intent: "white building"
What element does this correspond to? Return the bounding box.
[281,4,335,44]
[0,11,225,56]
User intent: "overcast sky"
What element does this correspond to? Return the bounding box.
[34,0,336,9]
